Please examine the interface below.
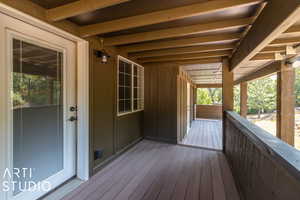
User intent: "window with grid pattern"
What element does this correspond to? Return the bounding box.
[117,56,144,115]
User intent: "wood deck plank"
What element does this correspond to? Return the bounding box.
[182,119,222,150]
[152,148,190,200]
[62,141,151,200]
[61,140,239,200]
[99,143,167,200]
[86,142,162,200]
[128,145,181,200]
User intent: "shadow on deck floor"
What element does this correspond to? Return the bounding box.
[61,140,239,200]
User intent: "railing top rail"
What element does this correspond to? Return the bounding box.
[225,111,300,181]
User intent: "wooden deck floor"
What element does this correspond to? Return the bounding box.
[62,140,239,200]
[182,119,222,150]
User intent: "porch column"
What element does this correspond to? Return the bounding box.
[276,61,295,146]
[240,82,248,118]
[222,58,234,112]
[222,57,234,152]
[194,86,197,120]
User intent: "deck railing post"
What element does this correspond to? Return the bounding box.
[222,57,234,152]
[240,82,248,118]
[276,61,295,146]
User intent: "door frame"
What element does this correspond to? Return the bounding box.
[0,3,89,200]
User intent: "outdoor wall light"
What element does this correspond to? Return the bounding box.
[95,50,110,64]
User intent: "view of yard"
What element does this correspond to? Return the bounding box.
[247,110,300,150]
[198,68,300,151]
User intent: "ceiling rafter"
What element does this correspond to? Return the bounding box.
[104,17,254,46]
[120,33,241,52]
[230,0,300,71]
[79,0,263,37]
[139,50,232,63]
[129,43,236,58]
[46,0,130,21]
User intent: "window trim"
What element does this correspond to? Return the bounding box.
[117,55,144,116]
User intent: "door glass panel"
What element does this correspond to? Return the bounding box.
[12,39,64,195]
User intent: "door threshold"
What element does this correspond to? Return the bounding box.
[40,178,84,200]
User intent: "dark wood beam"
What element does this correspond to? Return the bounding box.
[46,0,130,21]
[197,83,222,88]
[121,33,241,53]
[139,50,231,63]
[105,17,253,46]
[129,43,235,58]
[235,61,281,84]
[230,0,300,71]
[79,0,262,37]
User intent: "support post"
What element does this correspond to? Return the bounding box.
[222,57,234,152]
[240,82,248,118]
[194,86,197,120]
[222,58,234,112]
[276,61,295,146]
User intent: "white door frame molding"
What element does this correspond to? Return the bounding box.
[0,3,89,200]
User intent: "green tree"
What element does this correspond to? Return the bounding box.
[294,68,300,107]
[234,85,240,113]
[248,76,277,118]
[197,88,222,105]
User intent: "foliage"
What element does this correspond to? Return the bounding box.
[13,72,61,108]
[234,85,240,113]
[247,75,277,118]
[295,68,300,107]
[197,88,222,105]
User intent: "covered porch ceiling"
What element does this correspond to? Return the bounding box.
[30,0,300,84]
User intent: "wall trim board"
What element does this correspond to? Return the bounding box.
[144,136,178,144]
[92,137,143,174]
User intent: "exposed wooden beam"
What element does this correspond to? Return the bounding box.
[284,24,300,35]
[171,58,222,65]
[230,0,300,71]
[79,0,262,37]
[46,0,130,21]
[277,61,295,145]
[235,61,281,84]
[0,0,80,35]
[286,45,297,55]
[260,46,286,53]
[187,68,221,72]
[197,83,222,88]
[139,50,231,63]
[121,33,241,52]
[250,53,276,61]
[270,37,300,46]
[129,44,235,58]
[105,17,254,46]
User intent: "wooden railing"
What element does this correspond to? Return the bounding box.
[224,111,300,200]
[196,104,222,119]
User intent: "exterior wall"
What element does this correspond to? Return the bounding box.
[224,111,300,200]
[196,105,222,119]
[89,42,143,173]
[144,63,179,143]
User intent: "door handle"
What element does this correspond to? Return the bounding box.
[69,116,77,122]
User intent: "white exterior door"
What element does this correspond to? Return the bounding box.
[0,12,77,200]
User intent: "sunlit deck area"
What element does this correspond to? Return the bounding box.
[61,140,239,200]
[182,119,222,150]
